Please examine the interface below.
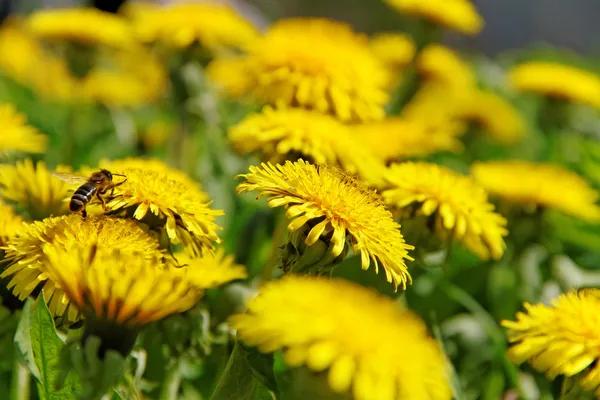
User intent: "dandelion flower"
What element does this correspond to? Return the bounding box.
[0,21,77,101]
[418,45,476,90]
[509,61,600,109]
[206,57,255,98]
[502,289,600,395]
[1,214,162,321]
[98,158,223,255]
[81,49,167,106]
[244,18,390,122]
[457,90,526,144]
[382,162,507,260]
[0,160,72,220]
[471,160,600,222]
[228,106,386,182]
[231,276,452,400]
[236,160,414,290]
[369,32,416,70]
[27,8,135,49]
[385,0,483,35]
[173,249,248,289]
[125,2,259,52]
[352,117,463,162]
[0,201,23,248]
[43,245,202,354]
[0,104,48,155]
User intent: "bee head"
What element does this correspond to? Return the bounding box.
[100,169,113,181]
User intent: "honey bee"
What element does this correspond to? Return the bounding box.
[52,169,127,217]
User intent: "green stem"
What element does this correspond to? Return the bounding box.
[10,359,30,400]
[260,212,288,285]
[159,363,182,400]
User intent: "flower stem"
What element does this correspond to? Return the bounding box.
[159,363,182,400]
[9,359,30,400]
[260,212,288,285]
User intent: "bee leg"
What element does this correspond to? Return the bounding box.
[82,208,87,218]
[109,179,127,196]
[96,191,108,212]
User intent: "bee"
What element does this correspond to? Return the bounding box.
[52,169,127,217]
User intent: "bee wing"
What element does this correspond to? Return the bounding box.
[51,172,89,185]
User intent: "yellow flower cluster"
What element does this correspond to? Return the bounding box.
[503,289,600,395]
[237,160,414,290]
[382,162,507,260]
[472,160,600,222]
[0,104,48,156]
[0,201,23,247]
[124,2,260,52]
[385,0,484,35]
[510,61,600,109]
[231,276,452,400]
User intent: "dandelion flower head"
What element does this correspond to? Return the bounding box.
[173,249,248,289]
[229,106,386,182]
[244,18,390,122]
[418,45,476,90]
[27,8,136,49]
[502,289,600,395]
[382,162,507,260]
[509,61,600,109]
[0,160,73,220]
[471,160,600,222]
[0,21,76,101]
[125,2,260,52]
[385,0,483,35]
[456,90,526,145]
[0,201,23,248]
[0,104,48,156]
[1,214,162,321]
[81,49,167,107]
[236,160,414,290]
[206,57,255,98]
[98,158,223,255]
[43,245,202,330]
[369,32,416,71]
[231,276,452,400]
[352,117,463,163]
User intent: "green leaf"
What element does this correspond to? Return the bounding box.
[210,342,274,400]
[244,345,278,394]
[16,298,81,399]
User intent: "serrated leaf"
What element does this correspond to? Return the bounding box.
[24,297,81,399]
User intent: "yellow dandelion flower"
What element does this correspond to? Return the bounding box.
[457,90,526,144]
[228,106,387,182]
[236,160,414,290]
[502,289,600,396]
[385,0,483,35]
[382,162,507,260]
[1,214,162,321]
[81,49,167,106]
[206,57,255,98]
[0,104,48,155]
[244,18,390,122]
[0,21,77,101]
[27,8,135,49]
[0,159,72,220]
[369,32,416,70]
[352,117,463,162]
[43,245,202,354]
[0,201,23,248]
[417,45,476,90]
[509,61,600,109]
[231,276,452,400]
[173,249,248,289]
[125,2,259,51]
[98,158,223,255]
[471,160,600,222]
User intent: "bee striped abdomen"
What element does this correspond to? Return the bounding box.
[70,183,96,212]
